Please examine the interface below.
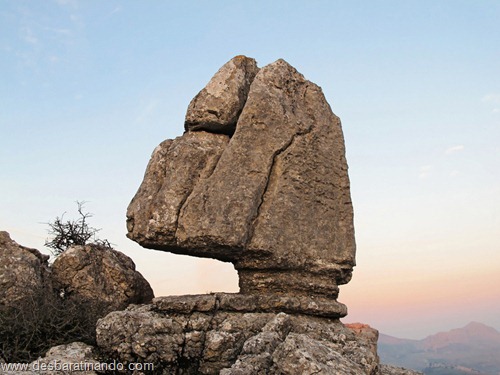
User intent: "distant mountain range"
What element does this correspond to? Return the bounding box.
[378,322,500,375]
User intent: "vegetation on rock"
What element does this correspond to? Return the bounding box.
[45,201,111,256]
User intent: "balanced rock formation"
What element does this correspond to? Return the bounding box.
[127,56,355,309]
[0,231,50,305]
[115,56,421,374]
[51,245,154,312]
[96,296,378,374]
[184,55,259,135]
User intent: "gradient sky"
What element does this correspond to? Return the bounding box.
[1,1,499,339]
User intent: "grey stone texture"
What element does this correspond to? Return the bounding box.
[1,342,99,375]
[51,244,154,312]
[184,55,259,135]
[127,56,355,305]
[118,56,419,374]
[0,231,50,305]
[96,296,380,375]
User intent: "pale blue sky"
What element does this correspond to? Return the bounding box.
[1,1,499,339]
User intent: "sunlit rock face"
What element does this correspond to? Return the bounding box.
[184,55,259,135]
[127,56,355,315]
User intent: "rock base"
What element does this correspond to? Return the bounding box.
[96,295,375,374]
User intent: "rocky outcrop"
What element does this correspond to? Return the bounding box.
[379,364,423,375]
[127,133,229,248]
[116,56,419,373]
[1,54,419,372]
[0,232,155,367]
[1,342,99,375]
[184,55,259,135]
[0,56,415,374]
[127,56,355,312]
[97,298,422,374]
[51,245,154,312]
[96,296,379,374]
[0,231,50,305]
[346,323,380,360]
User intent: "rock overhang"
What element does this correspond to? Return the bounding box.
[127,55,355,303]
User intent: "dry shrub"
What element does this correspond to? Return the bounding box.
[0,287,109,363]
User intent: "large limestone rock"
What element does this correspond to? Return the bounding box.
[96,296,379,375]
[0,231,50,305]
[127,132,229,248]
[127,57,355,308]
[117,56,421,374]
[51,245,154,312]
[184,55,259,135]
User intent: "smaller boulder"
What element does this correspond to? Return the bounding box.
[0,231,50,305]
[51,245,154,312]
[345,323,379,361]
[184,55,259,135]
[1,342,99,375]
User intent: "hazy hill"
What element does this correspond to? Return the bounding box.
[379,322,500,375]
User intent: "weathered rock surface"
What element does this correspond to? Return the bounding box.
[0,231,50,305]
[119,56,419,374]
[127,56,355,306]
[96,295,379,374]
[1,342,99,375]
[127,132,229,249]
[379,364,423,375]
[184,55,259,135]
[51,245,154,312]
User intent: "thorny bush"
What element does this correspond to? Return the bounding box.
[45,201,111,256]
[0,287,109,363]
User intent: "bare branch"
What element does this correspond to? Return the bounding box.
[44,201,112,256]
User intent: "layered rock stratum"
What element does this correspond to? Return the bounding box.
[114,56,421,374]
[97,298,379,374]
[127,56,355,306]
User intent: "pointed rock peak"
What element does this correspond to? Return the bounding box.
[269,58,296,70]
[184,55,259,135]
[253,58,307,90]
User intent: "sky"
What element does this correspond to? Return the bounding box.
[1,0,499,340]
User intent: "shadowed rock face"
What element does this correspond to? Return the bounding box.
[96,296,378,375]
[184,55,259,135]
[0,231,50,305]
[127,56,355,312]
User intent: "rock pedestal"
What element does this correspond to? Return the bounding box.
[96,296,378,375]
[127,56,356,315]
